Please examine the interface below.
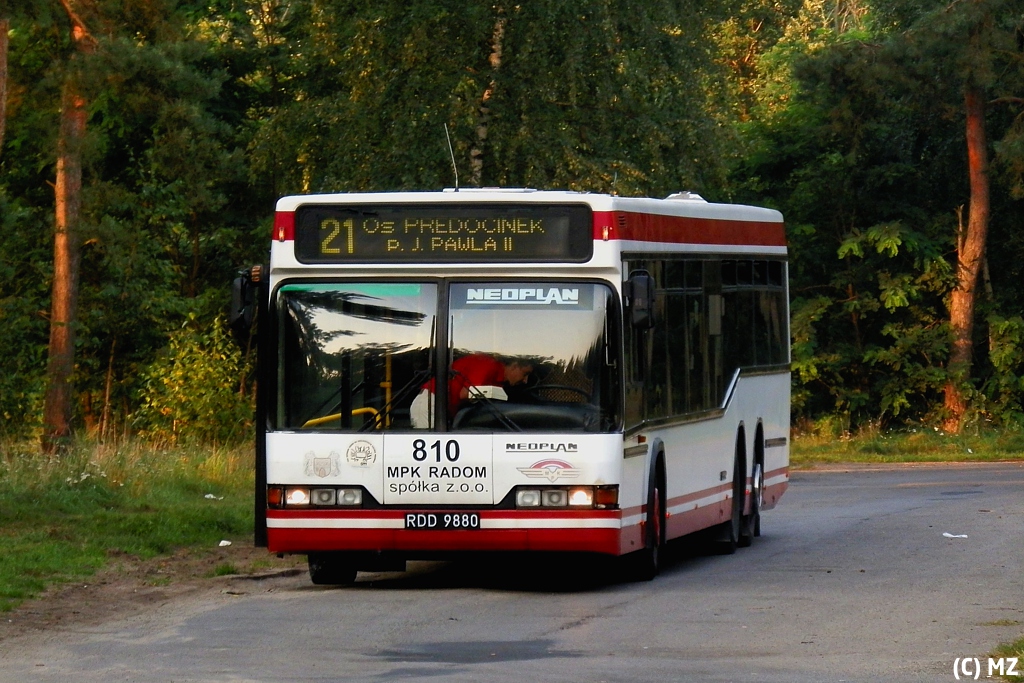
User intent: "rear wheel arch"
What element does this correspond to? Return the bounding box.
[715,424,746,554]
[753,422,765,507]
[734,423,748,494]
[651,446,667,546]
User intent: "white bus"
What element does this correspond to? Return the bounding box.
[230,189,790,584]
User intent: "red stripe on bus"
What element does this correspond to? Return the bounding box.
[620,480,732,519]
[666,482,732,509]
[593,211,785,247]
[267,527,622,555]
[266,509,619,521]
[665,499,732,539]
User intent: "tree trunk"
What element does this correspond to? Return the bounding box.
[42,83,88,451]
[470,11,505,186]
[942,84,990,433]
[0,17,8,156]
[100,336,116,441]
[42,5,97,452]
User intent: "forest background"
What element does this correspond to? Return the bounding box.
[1,0,1024,449]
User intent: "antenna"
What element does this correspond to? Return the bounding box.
[444,123,459,191]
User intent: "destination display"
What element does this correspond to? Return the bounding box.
[294,203,593,263]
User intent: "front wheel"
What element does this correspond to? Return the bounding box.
[308,553,358,586]
[628,468,664,581]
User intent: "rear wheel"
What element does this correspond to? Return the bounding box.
[307,553,358,586]
[715,477,741,554]
[715,439,745,555]
[740,459,764,545]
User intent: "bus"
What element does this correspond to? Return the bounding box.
[230,188,790,584]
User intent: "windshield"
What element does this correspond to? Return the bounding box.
[273,283,437,431]
[272,281,620,433]
[446,282,620,432]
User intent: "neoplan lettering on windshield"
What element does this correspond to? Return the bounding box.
[466,288,580,305]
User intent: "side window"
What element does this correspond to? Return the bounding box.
[623,257,786,425]
[663,260,705,414]
[721,259,788,377]
[645,262,668,420]
[622,261,645,429]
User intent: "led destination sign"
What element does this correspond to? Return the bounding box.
[294,203,593,263]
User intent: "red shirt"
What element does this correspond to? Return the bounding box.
[424,354,505,413]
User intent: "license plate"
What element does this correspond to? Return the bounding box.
[404,512,481,530]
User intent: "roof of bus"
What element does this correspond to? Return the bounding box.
[274,189,783,224]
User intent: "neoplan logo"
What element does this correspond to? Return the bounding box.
[466,288,580,305]
[506,442,578,453]
[517,459,581,483]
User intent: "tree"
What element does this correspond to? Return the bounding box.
[244,0,738,197]
[734,0,1024,432]
[25,0,260,446]
[870,0,1023,432]
[1,15,8,156]
[41,0,98,451]
[921,0,1020,433]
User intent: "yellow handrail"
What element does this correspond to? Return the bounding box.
[302,406,380,429]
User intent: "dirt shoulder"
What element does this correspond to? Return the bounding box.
[792,459,1024,471]
[0,543,306,642]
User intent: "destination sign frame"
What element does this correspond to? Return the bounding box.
[294,203,594,263]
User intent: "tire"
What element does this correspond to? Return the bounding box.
[629,461,665,581]
[307,553,358,586]
[715,475,742,554]
[715,437,745,555]
[741,459,764,545]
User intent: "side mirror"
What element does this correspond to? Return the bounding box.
[625,270,656,329]
[229,265,261,347]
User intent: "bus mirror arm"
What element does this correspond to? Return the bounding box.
[229,265,261,347]
[625,271,656,330]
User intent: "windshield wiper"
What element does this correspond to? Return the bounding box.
[455,371,523,433]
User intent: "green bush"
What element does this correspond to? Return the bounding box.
[133,315,254,445]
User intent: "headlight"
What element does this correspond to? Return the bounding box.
[338,488,363,506]
[568,487,593,506]
[516,489,542,507]
[513,485,619,509]
[541,489,568,507]
[269,486,365,509]
[311,488,336,506]
[285,487,310,506]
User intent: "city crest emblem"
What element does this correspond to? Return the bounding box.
[304,451,341,478]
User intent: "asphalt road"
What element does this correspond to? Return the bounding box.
[1,462,1021,683]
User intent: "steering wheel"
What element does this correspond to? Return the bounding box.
[527,384,593,402]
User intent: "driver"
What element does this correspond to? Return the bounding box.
[410,354,533,429]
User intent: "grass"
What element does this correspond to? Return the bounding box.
[209,562,241,577]
[991,637,1024,680]
[791,424,1024,467]
[0,438,253,611]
